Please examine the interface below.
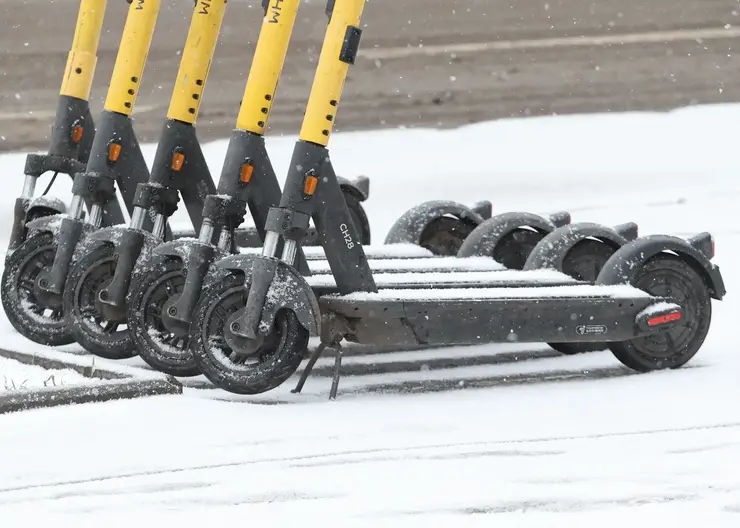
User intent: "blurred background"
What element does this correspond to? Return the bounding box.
[0,0,738,152]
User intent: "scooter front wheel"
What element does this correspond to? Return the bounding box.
[127,256,201,377]
[63,245,136,359]
[190,272,309,395]
[1,232,74,346]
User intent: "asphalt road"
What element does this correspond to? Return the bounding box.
[0,0,739,152]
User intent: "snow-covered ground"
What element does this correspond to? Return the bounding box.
[0,357,91,393]
[0,103,739,525]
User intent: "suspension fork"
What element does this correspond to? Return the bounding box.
[162,0,305,335]
[9,0,106,255]
[100,0,226,311]
[236,0,376,340]
[39,0,161,298]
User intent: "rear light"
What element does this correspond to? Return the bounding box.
[647,311,682,327]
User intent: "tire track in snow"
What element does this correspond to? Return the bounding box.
[2,421,740,497]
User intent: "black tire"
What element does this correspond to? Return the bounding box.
[549,239,617,355]
[492,228,546,270]
[62,244,136,360]
[1,232,73,346]
[190,272,309,395]
[127,256,201,377]
[342,191,371,246]
[419,216,477,256]
[609,254,711,372]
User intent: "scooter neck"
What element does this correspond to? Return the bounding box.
[60,0,107,101]
[166,0,227,125]
[299,0,366,146]
[103,0,161,116]
[236,0,301,136]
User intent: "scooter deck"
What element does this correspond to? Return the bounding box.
[306,255,505,275]
[306,269,576,295]
[317,282,679,348]
[237,242,433,260]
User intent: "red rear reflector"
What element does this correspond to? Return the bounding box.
[647,311,682,327]
[711,236,715,258]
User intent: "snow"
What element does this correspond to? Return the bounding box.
[306,268,576,289]
[308,255,505,273]
[0,103,739,525]
[334,283,651,301]
[0,357,91,393]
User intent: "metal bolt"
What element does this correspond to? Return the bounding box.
[168,307,177,316]
[230,322,240,332]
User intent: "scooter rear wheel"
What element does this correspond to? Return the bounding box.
[127,256,201,377]
[609,254,711,371]
[492,228,545,270]
[1,232,74,346]
[190,272,309,395]
[419,216,476,256]
[63,245,136,359]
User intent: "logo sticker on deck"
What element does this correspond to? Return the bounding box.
[575,324,607,335]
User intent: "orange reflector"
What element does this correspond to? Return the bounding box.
[240,162,254,184]
[171,152,185,171]
[108,143,122,162]
[647,311,682,327]
[303,174,319,196]
[72,125,84,144]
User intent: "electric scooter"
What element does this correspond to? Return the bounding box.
[187,0,726,398]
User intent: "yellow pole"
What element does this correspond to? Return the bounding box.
[166,0,227,124]
[299,0,366,146]
[103,0,161,116]
[60,0,107,101]
[236,0,301,135]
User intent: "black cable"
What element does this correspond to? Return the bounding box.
[41,172,59,196]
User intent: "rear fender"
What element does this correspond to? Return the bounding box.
[524,222,633,271]
[457,211,561,258]
[337,175,370,202]
[384,200,488,246]
[596,234,725,300]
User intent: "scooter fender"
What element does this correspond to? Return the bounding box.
[26,213,87,238]
[73,225,161,268]
[27,196,67,219]
[384,200,489,246]
[152,238,227,262]
[215,254,320,335]
[596,234,726,300]
[457,211,562,258]
[523,222,634,272]
[337,175,370,202]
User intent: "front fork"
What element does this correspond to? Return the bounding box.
[37,174,113,298]
[231,140,376,341]
[97,184,172,311]
[160,196,243,336]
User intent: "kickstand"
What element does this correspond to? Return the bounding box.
[292,337,344,400]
